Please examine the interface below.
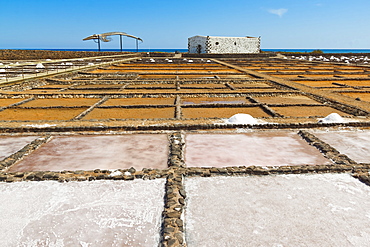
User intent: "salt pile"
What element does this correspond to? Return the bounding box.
[36,63,44,69]
[225,114,259,124]
[318,113,344,123]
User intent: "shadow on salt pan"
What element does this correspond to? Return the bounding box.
[0,179,165,246]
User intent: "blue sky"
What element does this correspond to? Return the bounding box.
[0,0,369,49]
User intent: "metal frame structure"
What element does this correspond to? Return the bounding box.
[83,32,143,52]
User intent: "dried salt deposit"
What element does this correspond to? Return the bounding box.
[0,136,38,160]
[36,63,45,69]
[185,174,370,246]
[318,113,345,123]
[313,130,370,163]
[0,179,165,246]
[225,113,262,124]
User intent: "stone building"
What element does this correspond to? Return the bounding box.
[188,35,261,54]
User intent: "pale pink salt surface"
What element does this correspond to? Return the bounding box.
[9,135,168,172]
[0,136,38,160]
[185,174,370,246]
[0,179,165,247]
[185,132,331,167]
[313,131,370,163]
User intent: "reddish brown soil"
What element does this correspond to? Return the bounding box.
[181,97,248,104]
[83,107,175,120]
[182,106,270,119]
[255,95,319,104]
[270,106,350,117]
[0,108,87,121]
[102,98,175,106]
[291,81,343,87]
[22,98,100,107]
[126,84,175,88]
[74,84,124,89]
[0,98,28,107]
[341,93,370,102]
[180,84,227,88]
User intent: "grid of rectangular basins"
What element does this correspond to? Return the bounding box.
[0,92,353,121]
[1,57,367,122]
[223,58,370,103]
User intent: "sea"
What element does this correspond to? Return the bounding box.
[8,48,370,53]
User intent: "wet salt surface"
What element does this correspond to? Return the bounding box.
[313,130,370,163]
[0,136,37,160]
[10,135,168,172]
[185,132,331,167]
[185,174,370,246]
[0,179,165,246]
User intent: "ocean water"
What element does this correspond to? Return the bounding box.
[9,48,370,53]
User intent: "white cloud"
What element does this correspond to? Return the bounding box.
[268,8,288,17]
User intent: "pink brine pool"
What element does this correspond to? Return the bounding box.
[9,135,169,172]
[185,132,331,167]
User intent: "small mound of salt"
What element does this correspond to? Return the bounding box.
[109,170,122,177]
[226,114,259,124]
[36,63,45,69]
[319,113,344,123]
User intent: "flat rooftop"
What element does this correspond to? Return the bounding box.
[1,51,370,246]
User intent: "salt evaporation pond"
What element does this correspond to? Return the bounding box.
[0,136,38,160]
[313,130,370,163]
[0,179,165,246]
[185,132,331,167]
[185,174,370,246]
[9,135,169,172]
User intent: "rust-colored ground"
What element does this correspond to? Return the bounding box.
[83,107,176,120]
[270,106,349,117]
[0,108,87,121]
[255,95,319,104]
[22,98,100,107]
[102,97,175,106]
[0,98,28,107]
[182,107,269,119]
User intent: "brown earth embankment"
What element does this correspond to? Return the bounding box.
[0,49,133,60]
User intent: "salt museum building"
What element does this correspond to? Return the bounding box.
[188,35,261,54]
